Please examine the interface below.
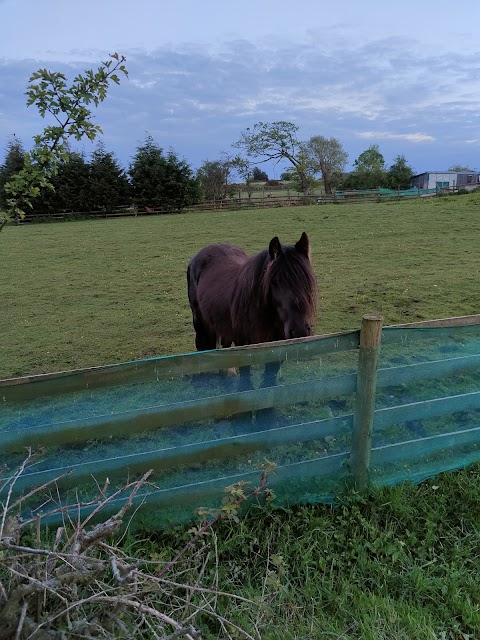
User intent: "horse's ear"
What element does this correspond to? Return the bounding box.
[269,236,282,260]
[295,232,310,258]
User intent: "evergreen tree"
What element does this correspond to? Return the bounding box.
[53,152,92,212]
[0,136,25,208]
[88,142,130,211]
[159,151,200,210]
[30,151,91,214]
[129,135,199,211]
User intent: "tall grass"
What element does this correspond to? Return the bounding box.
[176,464,480,638]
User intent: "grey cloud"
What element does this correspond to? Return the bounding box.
[1,36,480,173]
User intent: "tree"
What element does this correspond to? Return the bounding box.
[303,136,348,194]
[196,159,231,201]
[31,151,91,214]
[280,169,296,181]
[129,135,199,211]
[448,165,476,172]
[160,151,201,211]
[1,53,128,226]
[344,145,387,189]
[230,156,255,199]
[251,167,268,181]
[0,136,25,209]
[284,168,316,195]
[387,155,414,189]
[233,121,312,195]
[88,142,130,211]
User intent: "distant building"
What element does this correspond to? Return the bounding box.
[411,171,479,190]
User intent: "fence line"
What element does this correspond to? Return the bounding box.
[0,331,359,401]
[1,313,480,528]
[14,186,463,223]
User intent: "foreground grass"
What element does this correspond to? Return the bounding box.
[148,463,480,639]
[1,192,479,378]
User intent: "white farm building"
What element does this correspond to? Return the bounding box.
[411,171,479,190]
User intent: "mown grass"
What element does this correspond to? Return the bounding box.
[1,192,480,638]
[1,192,479,379]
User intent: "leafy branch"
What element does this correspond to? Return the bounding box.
[1,53,128,225]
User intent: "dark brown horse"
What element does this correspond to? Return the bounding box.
[187,232,318,389]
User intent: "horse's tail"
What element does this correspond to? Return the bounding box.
[186,263,194,310]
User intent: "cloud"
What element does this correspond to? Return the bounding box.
[356,131,436,143]
[1,35,480,173]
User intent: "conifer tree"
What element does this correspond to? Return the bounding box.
[129,135,199,211]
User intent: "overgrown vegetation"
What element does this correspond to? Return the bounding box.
[2,453,479,638]
[0,451,276,639]
[207,463,480,638]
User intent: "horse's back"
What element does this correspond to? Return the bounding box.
[188,243,246,278]
[188,243,246,295]
[187,243,248,348]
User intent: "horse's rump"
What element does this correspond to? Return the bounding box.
[187,243,247,348]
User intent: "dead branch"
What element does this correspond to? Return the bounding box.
[0,454,272,640]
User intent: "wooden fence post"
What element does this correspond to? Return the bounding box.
[351,314,383,491]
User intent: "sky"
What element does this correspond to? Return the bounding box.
[1,0,480,177]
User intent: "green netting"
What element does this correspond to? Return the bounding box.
[0,333,359,529]
[333,187,437,198]
[378,187,438,197]
[1,322,479,530]
[372,323,480,486]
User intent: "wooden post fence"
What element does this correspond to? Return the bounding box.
[351,314,384,490]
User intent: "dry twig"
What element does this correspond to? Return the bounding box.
[0,452,273,639]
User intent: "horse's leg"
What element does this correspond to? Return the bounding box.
[187,303,217,387]
[261,361,281,388]
[193,316,216,351]
[238,365,253,391]
[256,361,281,429]
[217,337,237,390]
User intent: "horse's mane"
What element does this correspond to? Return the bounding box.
[230,243,317,342]
[234,250,269,303]
[264,245,318,319]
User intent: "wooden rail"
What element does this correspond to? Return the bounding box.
[1,314,479,527]
[12,186,459,224]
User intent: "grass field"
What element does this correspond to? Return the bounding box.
[1,193,480,639]
[1,192,479,379]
